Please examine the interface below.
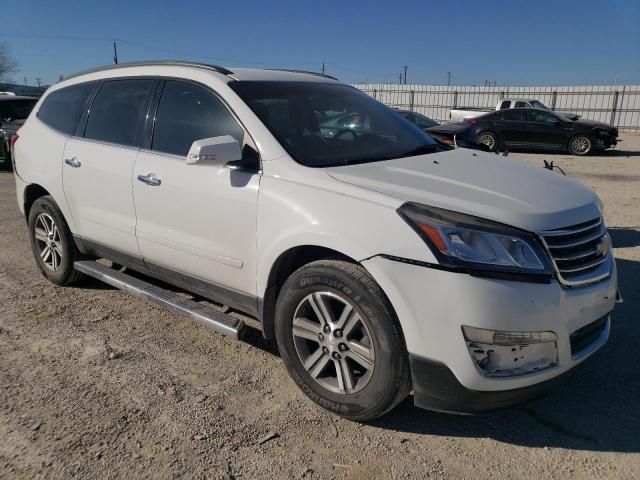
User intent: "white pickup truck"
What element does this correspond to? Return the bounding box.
[449,98,579,122]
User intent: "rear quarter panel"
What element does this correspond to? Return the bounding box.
[13,114,75,231]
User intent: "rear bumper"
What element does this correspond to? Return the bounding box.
[410,354,577,413]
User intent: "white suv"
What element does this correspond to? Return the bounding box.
[13,62,617,420]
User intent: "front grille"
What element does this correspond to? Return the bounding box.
[570,315,608,357]
[540,217,612,287]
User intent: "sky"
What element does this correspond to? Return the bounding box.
[1,0,639,87]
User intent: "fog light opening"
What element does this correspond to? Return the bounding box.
[462,326,558,378]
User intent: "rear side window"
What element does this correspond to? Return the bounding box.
[499,100,511,110]
[514,101,529,108]
[38,82,96,134]
[501,110,523,121]
[84,79,153,147]
[151,80,244,157]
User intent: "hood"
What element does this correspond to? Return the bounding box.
[570,118,615,130]
[559,112,580,121]
[326,149,600,232]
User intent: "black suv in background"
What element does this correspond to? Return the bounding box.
[0,96,37,169]
[470,108,618,155]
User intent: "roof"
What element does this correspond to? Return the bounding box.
[0,95,38,101]
[64,61,339,83]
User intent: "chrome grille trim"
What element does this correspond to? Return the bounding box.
[539,217,612,287]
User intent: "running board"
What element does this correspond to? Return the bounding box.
[74,260,244,339]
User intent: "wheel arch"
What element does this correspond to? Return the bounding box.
[23,184,51,221]
[259,245,359,340]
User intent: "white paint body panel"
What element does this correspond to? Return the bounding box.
[133,150,260,294]
[62,138,140,257]
[13,64,617,396]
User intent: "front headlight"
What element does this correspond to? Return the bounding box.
[398,203,553,276]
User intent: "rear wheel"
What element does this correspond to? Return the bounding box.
[477,131,498,152]
[275,259,411,421]
[568,135,592,155]
[28,195,84,285]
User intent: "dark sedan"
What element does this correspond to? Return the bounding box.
[470,108,618,156]
[394,109,480,150]
[0,96,37,169]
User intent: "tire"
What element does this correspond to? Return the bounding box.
[275,259,411,421]
[476,131,498,152]
[568,135,593,156]
[27,195,84,285]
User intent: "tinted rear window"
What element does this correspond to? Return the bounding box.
[501,110,524,121]
[84,79,153,147]
[38,83,96,134]
[0,99,37,121]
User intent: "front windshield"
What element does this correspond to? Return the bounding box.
[530,100,548,109]
[0,99,37,121]
[229,81,440,167]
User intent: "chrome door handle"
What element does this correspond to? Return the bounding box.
[137,174,161,186]
[64,157,81,168]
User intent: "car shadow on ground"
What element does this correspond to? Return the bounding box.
[370,256,639,454]
[609,227,640,248]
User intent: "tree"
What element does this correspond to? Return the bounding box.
[0,43,18,81]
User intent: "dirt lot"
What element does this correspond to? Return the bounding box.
[1,135,639,480]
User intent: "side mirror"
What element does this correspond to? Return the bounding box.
[186,135,242,165]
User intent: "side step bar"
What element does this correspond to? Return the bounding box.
[74,260,245,339]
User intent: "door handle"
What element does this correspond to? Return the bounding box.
[64,157,81,168]
[137,173,161,186]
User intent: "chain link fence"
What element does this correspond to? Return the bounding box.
[355,84,640,131]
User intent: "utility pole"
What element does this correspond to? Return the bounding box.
[398,72,402,84]
[447,71,452,86]
[36,78,41,87]
[403,65,407,85]
[23,77,27,86]
[113,40,119,65]
[321,62,325,75]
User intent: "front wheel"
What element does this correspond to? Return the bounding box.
[275,259,411,421]
[568,135,593,155]
[477,131,498,152]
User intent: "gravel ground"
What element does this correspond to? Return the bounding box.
[1,135,639,480]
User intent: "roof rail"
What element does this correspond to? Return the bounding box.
[265,69,339,81]
[64,61,233,81]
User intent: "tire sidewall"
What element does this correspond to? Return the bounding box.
[28,196,77,284]
[275,263,405,418]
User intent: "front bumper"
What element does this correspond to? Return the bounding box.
[409,353,579,413]
[362,256,617,412]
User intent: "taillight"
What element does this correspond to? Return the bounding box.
[10,133,19,148]
[466,118,478,125]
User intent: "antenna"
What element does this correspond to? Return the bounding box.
[403,65,408,85]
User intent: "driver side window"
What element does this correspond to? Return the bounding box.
[524,111,557,123]
[152,80,244,157]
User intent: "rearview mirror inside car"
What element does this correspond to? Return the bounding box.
[186,135,242,165]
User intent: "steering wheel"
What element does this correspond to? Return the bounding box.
[332,128,358,141]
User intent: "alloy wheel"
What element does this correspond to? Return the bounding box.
[34,213,63,272]
[570,136,591,155]
[292,291,375,394]
[477,133,496,150]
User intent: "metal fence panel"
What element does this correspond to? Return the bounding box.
[355,84,640,131]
